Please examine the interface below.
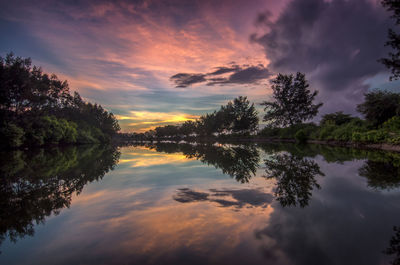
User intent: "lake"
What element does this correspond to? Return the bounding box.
[1,142,400,265]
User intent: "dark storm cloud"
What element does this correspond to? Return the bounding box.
[170,73,207,88]
[173,188,273,208]
[171,64,272,88]
[251,0,393,114]
[224,65,271,84]
[208,66,240,75]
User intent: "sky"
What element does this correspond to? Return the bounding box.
[0,0,399,132]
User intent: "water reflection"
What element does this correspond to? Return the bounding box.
[173,188,273,209]
[385,226,400,265]
[1,142,400,265]
[145,142,400,207]
[148,142,260,183]
[264,153,324,207]
[259,143,400,191]
[0,145,120,250]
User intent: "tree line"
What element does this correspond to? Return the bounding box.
[0,53,120,148]
[123,72,400,145]
[121,96,259,140]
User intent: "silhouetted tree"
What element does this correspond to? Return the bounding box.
[0,53,120,147]
[380,0,400,80]
[320,111,354,126]
[356,90,400,126]
[179,120,197,135]
[261,72,322,127]
[229,96,259,134]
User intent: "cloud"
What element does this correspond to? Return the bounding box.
[0,0,284,132]
[170,73,207,88]
[173,188,273,208]
[251,0,393,114]
[115,110,199,132]
[170,64,272,87]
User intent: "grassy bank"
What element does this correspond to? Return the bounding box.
[256,116,400,151]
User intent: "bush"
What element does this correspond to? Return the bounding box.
[0,123,25,148]
[388,136,400,145]
[295,129,308,143]
[332,126,352,141]
[60,120,78,143]
[258,127,280,137]
[365,130,387,143]
[319,124,336,140]
[383,116,400,131]
[76,130,98,144]
[352,132,363,142]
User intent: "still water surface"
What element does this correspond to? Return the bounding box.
[1,142,400,265]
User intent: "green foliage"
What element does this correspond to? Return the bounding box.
[259,123,317,140]
[77,129,98,144]
[352,132,363,142]
[320,111,354,126]
[388,136,400,145]
[153,96,258,138]
[295,129,307,143]
[383,116,400,131]
[318,124,336,140]
[366,130,387,143]
[261,72,323,127]
[0,53,120,147]
[356,91,400,126]
[0,123,24,147]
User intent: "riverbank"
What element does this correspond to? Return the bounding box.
[114,136,400,153]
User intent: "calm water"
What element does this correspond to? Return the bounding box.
[1,142,400,265]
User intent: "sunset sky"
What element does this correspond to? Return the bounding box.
[1,0,398,132]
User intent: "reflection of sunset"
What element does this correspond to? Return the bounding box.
[116,111,199,132]
[119,146,193,167]
[51,183,274,263]
[116,202,274,256]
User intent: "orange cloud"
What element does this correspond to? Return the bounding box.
[116,111,199,132]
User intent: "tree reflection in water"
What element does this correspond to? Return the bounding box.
[264,153,324,208]
[385,226,400,265]
[359,159,400,190]
[150,143,260,183]
[0,145,120,251]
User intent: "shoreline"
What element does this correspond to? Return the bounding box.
[115,137,400,153]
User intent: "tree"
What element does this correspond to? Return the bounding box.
[380,0,400,80]
[261,72,322,127]
[179,120,197,136]
[230,96,259,134]
[197,112,220,136]
[356,90,400,126]
[320,111,354,126]
[0,53,120,146]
